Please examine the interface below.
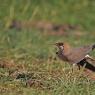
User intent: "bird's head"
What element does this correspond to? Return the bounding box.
[54,42,71,54]
[55,42,64,50]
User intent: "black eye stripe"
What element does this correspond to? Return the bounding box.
[60,43,63,46]
[55,42,64,46]
[56,52,58,54]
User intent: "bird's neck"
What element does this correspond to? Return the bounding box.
[58,49,64,55]
[59,46,71,55]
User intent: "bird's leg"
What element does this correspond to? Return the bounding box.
[77,64,81,70]
[72,64,76,72]
[85,55,95,61]
[71,64,80,72]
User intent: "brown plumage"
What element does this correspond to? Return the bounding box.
[55,42,95,72]
[55,42,95,64]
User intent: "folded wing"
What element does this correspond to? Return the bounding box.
[66,45,94,64]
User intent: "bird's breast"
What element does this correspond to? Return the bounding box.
[56,51,68,61]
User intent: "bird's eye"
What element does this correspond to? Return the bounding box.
[59,43,63,46]
[56,52,58,54]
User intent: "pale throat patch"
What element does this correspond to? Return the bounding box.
[60,46,64,50]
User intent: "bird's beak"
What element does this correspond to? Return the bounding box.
[48,43,57,45]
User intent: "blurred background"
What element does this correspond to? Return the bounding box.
[0,0,95,95]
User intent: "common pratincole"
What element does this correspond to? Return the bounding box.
[55,42,95,71]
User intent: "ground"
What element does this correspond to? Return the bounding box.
[0,0,95,95]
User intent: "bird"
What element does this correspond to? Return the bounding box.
[55,42,95,71]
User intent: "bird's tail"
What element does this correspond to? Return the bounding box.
[92,44,95,50]
[78,59,95,72]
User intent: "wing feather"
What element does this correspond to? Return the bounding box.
[66,45,93,63]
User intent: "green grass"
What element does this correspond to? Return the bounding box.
[0,0,95,95]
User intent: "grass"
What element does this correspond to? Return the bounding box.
[0,0,95,95]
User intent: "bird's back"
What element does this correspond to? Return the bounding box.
[66,44,94,64]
